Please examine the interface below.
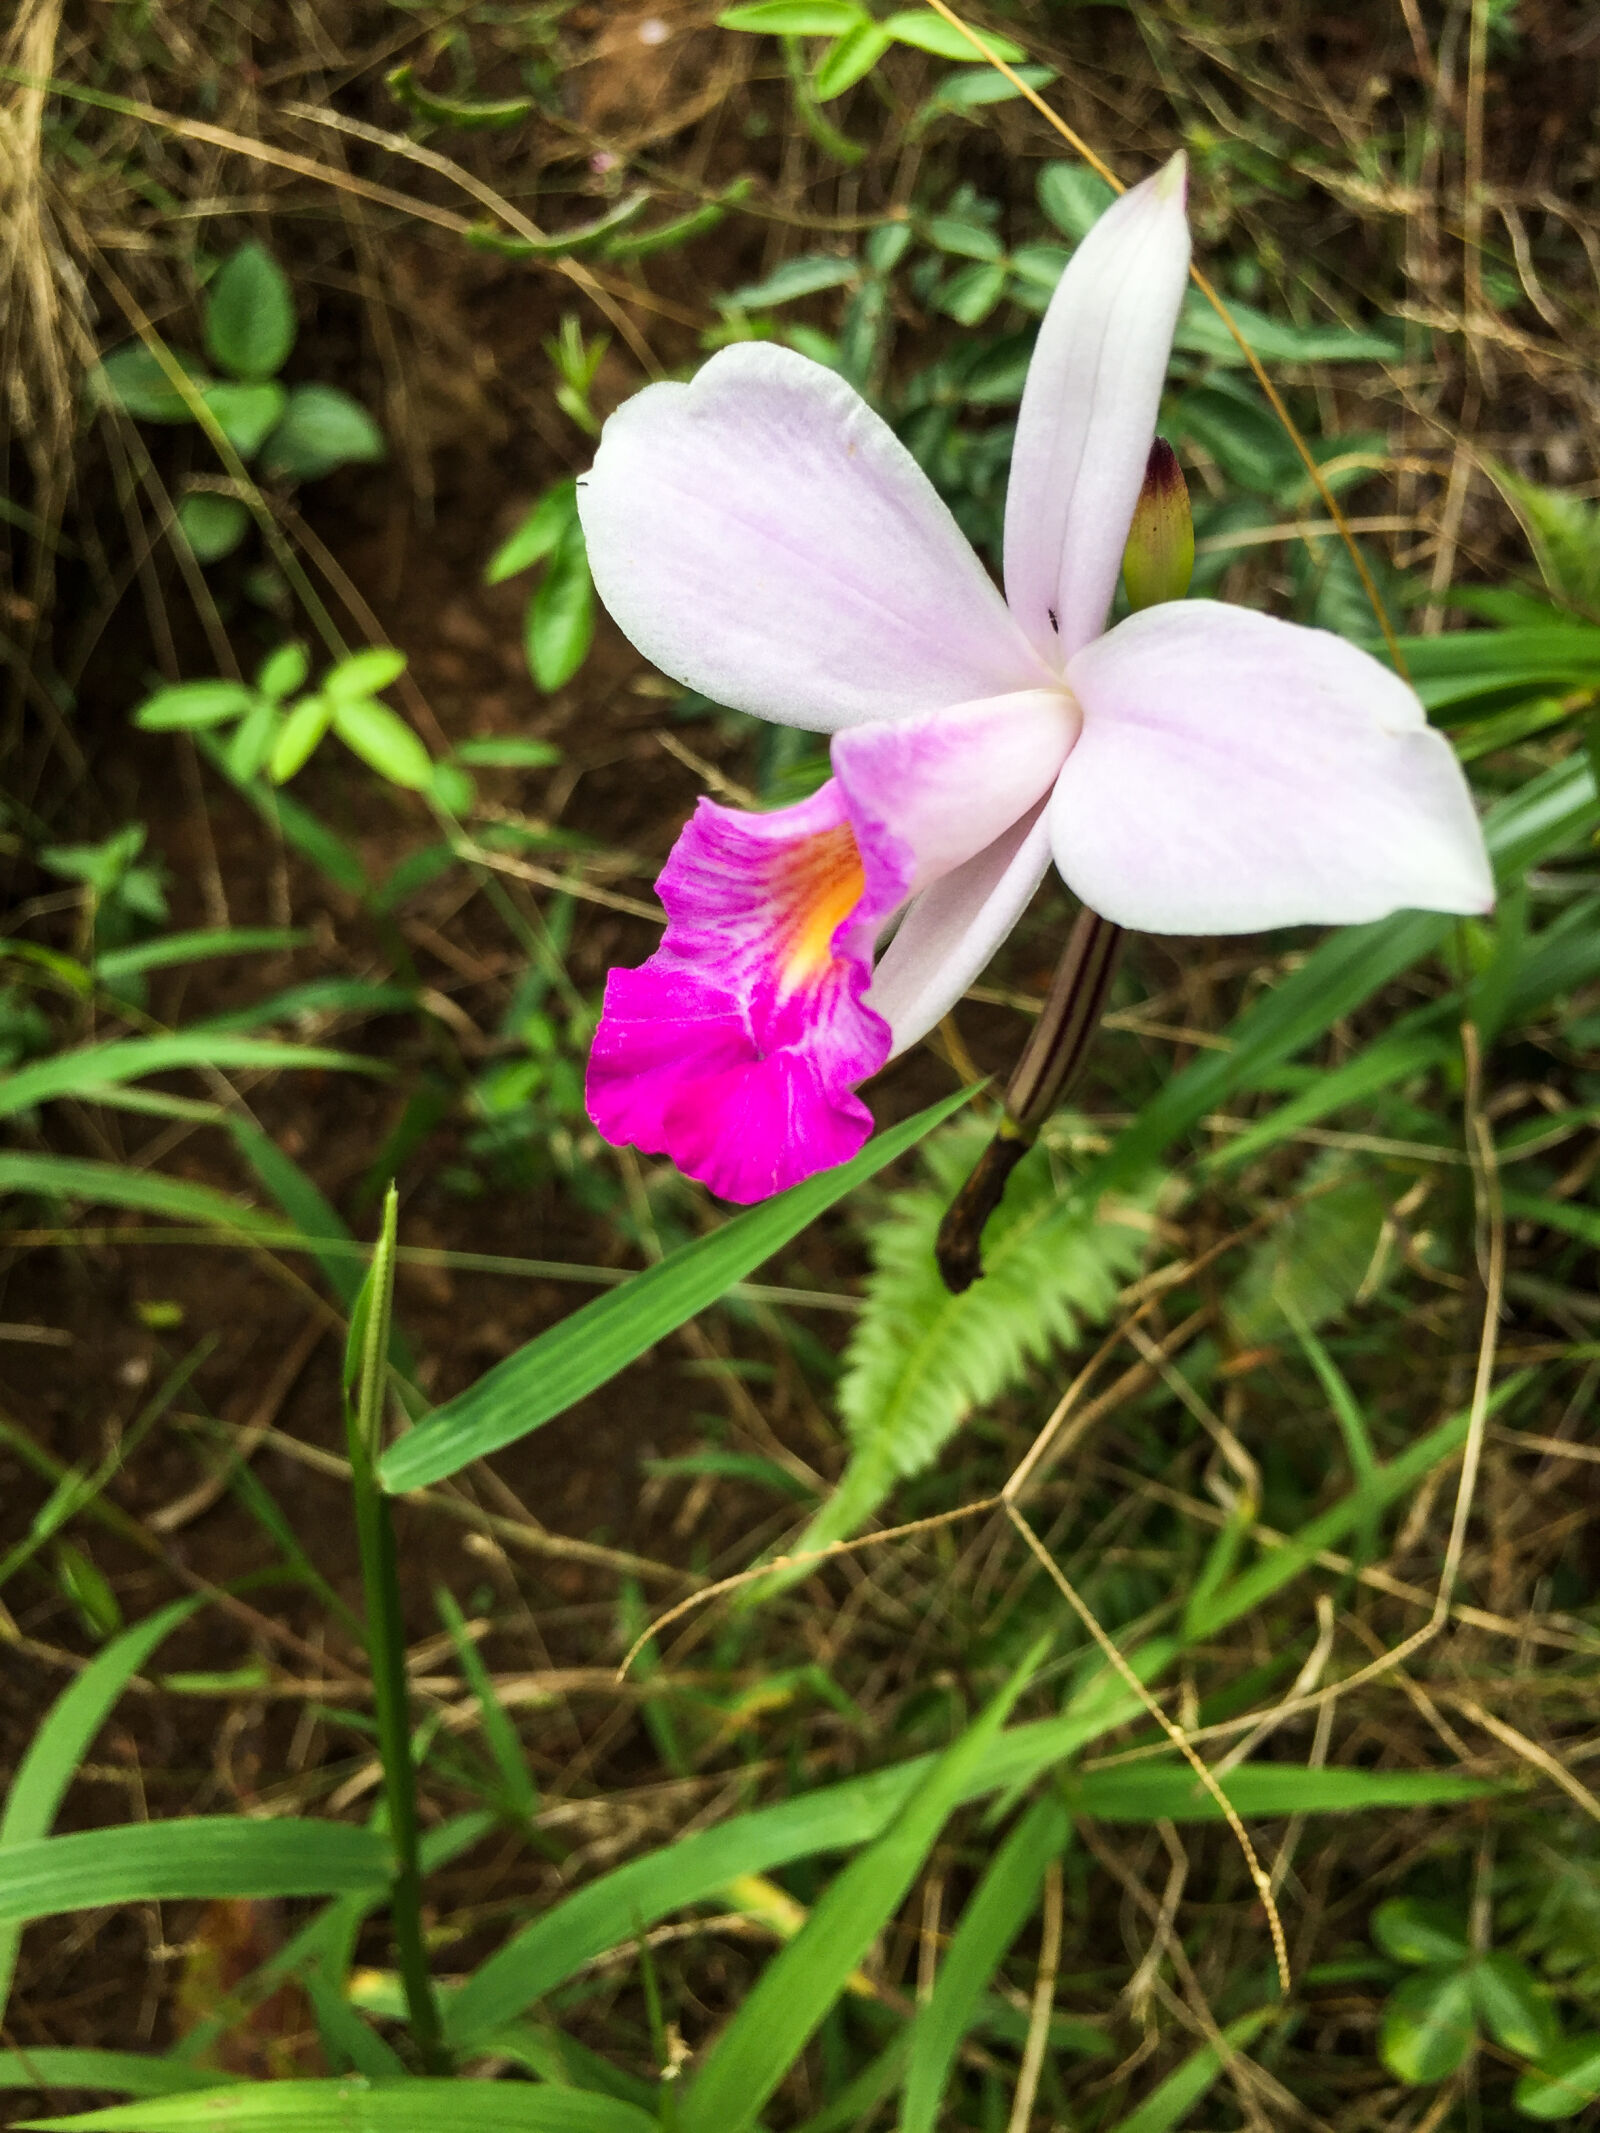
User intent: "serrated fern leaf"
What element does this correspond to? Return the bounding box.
[795,1119,1166,1557]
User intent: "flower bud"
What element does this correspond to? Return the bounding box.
[1120,437,1193,612]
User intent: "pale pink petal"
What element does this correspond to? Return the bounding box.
[1004,157,1191,665]
[868,803,1054,1055]
[831,689,1078,894]
[586,781,910,1201]
[1052,601,1495,933]
[578,343,1046,731]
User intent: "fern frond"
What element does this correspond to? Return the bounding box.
[792,1118,1167,1561]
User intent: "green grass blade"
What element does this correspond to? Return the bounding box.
[18,2081,659,2133]
[435,1588,540,1823]
[900,1792,1071,2133]
[0,1037,381,1120]
[0,1152,283,1235]
[679,1642,1046,2133]
[94,929,304,983]
[0,1599,203,2016]
[0,2054,233,2099]
[1107,2009,1277,2132]
[0,1821,389,1927]
[379,1085,978,1494]
[1071,1763,1495,1822]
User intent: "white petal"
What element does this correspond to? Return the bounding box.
[1052,601,1495,933]
[1003,157,1191,664]
[869,803,1054,1055]
[579,343,1046,731]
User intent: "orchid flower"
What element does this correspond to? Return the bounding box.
[577,155,1493,1204]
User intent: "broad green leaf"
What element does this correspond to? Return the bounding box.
[1174,291,1401,365]
[89,345,213,424]
[525,518,594,690]
[1471,1950,1559,2060]
[813,20,893,97]
[883,12,1026,60]
[379,1084,978,1495]
[199,381,287,456]
[331,698,434,790]
[270,695,335,782]
[718,1,865,30]
[0,1600,203,2015]
[95,927,302,983]
[0,2054,229,2100]
[18,2082,657,2133]
[174,493,251,563]
[1109,2010,1277,2132]
[325,648,407,702]
[0,1821,388,1928]
[1380,1966,1477,2083]
[1038,161,1116,240]
[486,482,577,583]
[0,1036,381,1121]
[259,385,385,482]
[1371,1898,1471,1967]
[679,1647,1045,2133]
[134,680,256,731]
[1389,623,1600,714]
[901,1794,1071,2132]
[1515,2036,1600,2120]
[204,243,296,380]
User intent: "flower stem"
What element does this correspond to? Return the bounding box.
[935,909,1124,1293]
[345,1185,450,2074]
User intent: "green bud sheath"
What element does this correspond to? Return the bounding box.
[1120,437,1194,612]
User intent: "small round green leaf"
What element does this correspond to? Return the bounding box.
[427,760,476,813]
[259,385,385,482]
[1471,1951,1559,2061]
[88,344,214,424]
[173,494,251,564]
[883,10,1027,60]
[451,736,563,769]
[199,380,287,456]
[226,698,281,783]
[325,647,408,702]
[203,242,296,380]
[133,680,257,731]
[485,481,577,584]
[1038,161,1118,241]
[1371,1899,1473,1968]
[256,642,311,701]
[813,20,894,98]
[1379,1967,1477,2085]
[718,1,866,29]
[269,695,334,783]
[937,260,1008,326]
[1515,2036,1600,2120]
[332,699,434,790]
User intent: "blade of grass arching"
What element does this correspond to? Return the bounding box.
[302,1969,406,2081]
[1280,1296,1380,1566]
[1105,2008,1277,2133]
[900,1791,1071,2133]
[0,1598,203,2017]
[789,2036,910,2133]
[0,1153,288,1238]
[342,1186,447,2074]
[434,1588,541,1827]
[1185,1372,1529,1641]
[380,1084,980,1494]
[0,2054,233,2099]
[679,1640,1048,2133]
[198,980,418,1037]
[225,1117,368,1312]
[17,2084,661,2132]
[0,1821,388,1927]
[0,1036,382,1120]
[1203,1021,1454,1174]
[172,1812,493,2068]
[93,929,304,984]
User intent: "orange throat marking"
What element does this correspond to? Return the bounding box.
[780,824,866,992]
